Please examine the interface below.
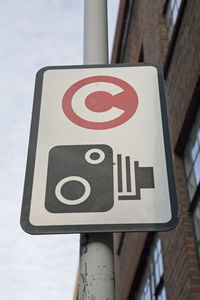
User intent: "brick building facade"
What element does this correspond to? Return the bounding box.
[111,0,200,299]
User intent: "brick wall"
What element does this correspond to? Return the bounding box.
[160,155,200,300]
[112,0,200,299]
[160,0,200,298]
[165,0,200,150]
[114,232,147,300]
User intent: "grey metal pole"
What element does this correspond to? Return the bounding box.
[83,0,108,64]
[79,233,115,299]
[78,1,115,299]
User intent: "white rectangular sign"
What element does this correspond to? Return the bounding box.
[21,64,178,234]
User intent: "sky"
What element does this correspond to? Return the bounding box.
[0,1,120,299]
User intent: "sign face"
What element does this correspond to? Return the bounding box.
[21,64,178,234]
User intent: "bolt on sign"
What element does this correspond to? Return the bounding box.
[20,64,178,234]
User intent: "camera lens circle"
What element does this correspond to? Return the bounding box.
[55,176,91,205]
[85,148,105,164]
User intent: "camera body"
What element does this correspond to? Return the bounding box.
[45,144,114,213]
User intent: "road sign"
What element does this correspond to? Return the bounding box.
[21,63,178,234]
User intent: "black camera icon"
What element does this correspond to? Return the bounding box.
[45,144,114,213]
[45,144,155,213]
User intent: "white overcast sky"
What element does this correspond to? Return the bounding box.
[0,1,120,299]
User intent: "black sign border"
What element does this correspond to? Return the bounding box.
[20,63,179,235]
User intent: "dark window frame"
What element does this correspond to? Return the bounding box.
[163,0,188,78]
[116,0,135,63]
[183,106,200,267]
[163,0,182,41]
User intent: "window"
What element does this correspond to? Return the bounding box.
[194,196,200,259]
[137,238,167,300]
[164,0,182,41]
[184,107,200,261]
[184,108,200,200]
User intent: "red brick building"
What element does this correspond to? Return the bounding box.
[111,0,200,299]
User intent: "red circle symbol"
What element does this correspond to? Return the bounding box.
[62,76,138,130]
